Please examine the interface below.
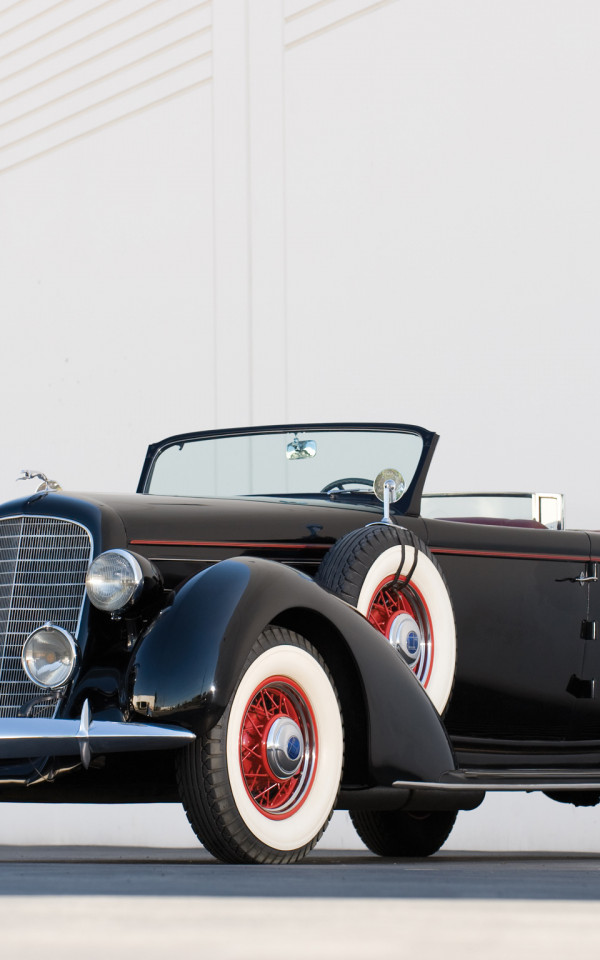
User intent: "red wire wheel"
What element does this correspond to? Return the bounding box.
[366,575,434,688]
[240,676,317,818]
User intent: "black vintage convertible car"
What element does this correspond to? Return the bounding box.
[1,422,599,864]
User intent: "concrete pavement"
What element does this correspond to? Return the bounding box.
[0,848,598,959]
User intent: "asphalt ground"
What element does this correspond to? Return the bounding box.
[1,847,600,959]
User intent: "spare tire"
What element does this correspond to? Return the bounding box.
[315,524,456,714]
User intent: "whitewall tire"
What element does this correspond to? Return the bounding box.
[316,525,456,714]
[177,626,344,864]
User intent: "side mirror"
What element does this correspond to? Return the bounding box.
[373,468,405,524]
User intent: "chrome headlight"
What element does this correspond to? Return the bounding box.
[86,549,144,612]
[22,624,77,689]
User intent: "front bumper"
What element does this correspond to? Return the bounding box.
[0,700,195,768]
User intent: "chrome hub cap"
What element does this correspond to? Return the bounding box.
[388,613,423,661]
[266,717,305,779]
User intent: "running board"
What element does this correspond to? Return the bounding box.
[393,771,600,792]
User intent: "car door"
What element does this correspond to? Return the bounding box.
[423,518,591,742]
[568,531,600,740]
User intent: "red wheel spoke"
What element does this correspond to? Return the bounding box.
[258,690,271,717]
[269,689,282,712]
[241,742,262,762]
[245,712,264,737]
[253,784,276,803]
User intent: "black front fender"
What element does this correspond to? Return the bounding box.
[131,557,456,786]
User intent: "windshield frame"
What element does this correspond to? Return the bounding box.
[137,422,439,517]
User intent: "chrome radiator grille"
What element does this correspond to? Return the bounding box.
[0,516,92,718]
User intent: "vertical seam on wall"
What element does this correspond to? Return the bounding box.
[245,0,253,424]
[210,0,218,426]
[281,12,289,421]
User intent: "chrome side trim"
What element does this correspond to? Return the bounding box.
[0,700,195,768]
[393,778,600,792]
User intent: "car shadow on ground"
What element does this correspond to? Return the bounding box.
[0,848,599,900]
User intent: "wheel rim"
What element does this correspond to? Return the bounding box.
[239,676,318,819]
[367,576,434,687]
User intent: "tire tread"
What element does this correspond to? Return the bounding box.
[316,525,427,605]
[350,808,457,858]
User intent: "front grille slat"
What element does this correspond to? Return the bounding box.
[0,516,93,718]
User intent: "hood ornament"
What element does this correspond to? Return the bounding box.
[18,470,62,493]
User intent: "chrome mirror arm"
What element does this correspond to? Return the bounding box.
[382,478,396,524]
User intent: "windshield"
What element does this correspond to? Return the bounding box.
[144,427,426,505]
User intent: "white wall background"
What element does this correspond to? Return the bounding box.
[1,0,600,849]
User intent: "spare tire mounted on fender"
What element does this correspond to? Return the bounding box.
[316,524,456,714]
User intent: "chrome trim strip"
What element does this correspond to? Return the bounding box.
[0,700,195,767]
[392,779,600,792]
